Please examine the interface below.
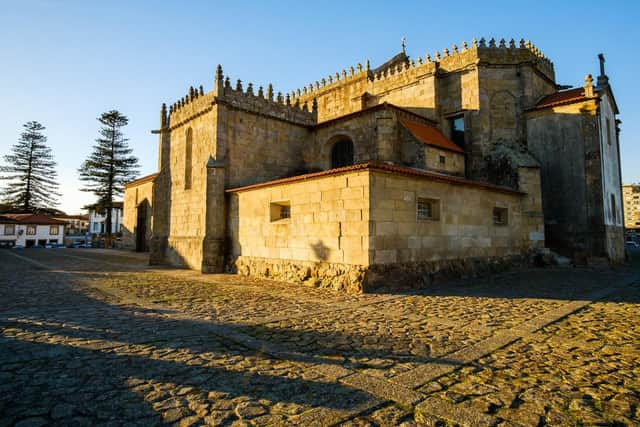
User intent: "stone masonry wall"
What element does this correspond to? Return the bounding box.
[367,170,543,266]
[227,170,370,292]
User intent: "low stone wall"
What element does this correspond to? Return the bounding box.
[232,251,539,294]
[232,256,367,294]
[364,252,535,291]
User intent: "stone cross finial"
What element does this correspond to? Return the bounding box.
[584,74,594,97]
[597,53,609,87]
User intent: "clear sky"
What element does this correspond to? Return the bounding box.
[1,0,638,214]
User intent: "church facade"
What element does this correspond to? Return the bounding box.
[123,38,623,292]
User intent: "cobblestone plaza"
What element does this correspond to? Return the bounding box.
[0,249,638,426]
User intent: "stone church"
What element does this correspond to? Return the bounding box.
[123,37,623,292]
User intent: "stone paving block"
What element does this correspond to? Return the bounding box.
[415,396,497,426]
[341,372,424,406]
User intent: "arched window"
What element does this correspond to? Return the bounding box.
[331,139,354,169]
[185,128,193,189]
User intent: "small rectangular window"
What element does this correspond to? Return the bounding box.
[4,224,15,235]
[606,119,611,145]
[26,225,37,235]
[417,198,440,221]
[50,225,59,235]
[439,155,446,166]
[270,201,291,222]
[493,207,508,226]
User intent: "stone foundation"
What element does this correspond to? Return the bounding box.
[232,256,367,294]
[232,251,540,294]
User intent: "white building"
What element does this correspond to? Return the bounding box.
[87,202,124,235]
[0,214,66,248]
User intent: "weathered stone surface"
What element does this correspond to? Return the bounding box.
[1,249,638,426]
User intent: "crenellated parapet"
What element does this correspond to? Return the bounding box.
[433,37,555,81]
[214,65,317,126]
[161,65,317,130]
[289,61,371,106]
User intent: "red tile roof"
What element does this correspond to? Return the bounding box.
[531,88,591,110]
[124,173,159,188]
[399,118,464,153]
[2,213,66,225]
[226,161,522,195]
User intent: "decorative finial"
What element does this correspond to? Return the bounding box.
[584,74,594,97]
[401,36,406,53]
[267,84,274,101]
[247,82,253,95]
[224,77,231,89]
[199,85,204,96]
[519,38,526,48]
[499,38,506,48]
[258,85,264,98]
[509,38,516,48]
[489,37,496,48]
[235,79,242,91]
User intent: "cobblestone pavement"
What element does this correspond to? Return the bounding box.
[0,249,638,426]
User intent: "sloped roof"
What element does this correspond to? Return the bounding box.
[2,213,66,225]
[531,88,589,110]
[226,161,522,195]
[0,215,17,224]
[372,51,410,75]
[124,173,159,188]
[399,118,464,153]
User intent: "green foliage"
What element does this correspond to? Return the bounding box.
[0,121,60,212]
[79,110,139,238]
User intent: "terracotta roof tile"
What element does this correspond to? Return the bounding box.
[2,213,66,225]
[399,118,464,153]
[531,88,590,110]
[226,161,522,195]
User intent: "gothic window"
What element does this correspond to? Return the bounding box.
[185,128,193,189]
[331,139,354,169]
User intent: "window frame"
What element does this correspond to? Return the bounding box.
[26,225,37,235]
[270,201,291,222]
[4,224,15,235]
[493,207,508,226]
[50,225,59,235]
[417,197,440,221]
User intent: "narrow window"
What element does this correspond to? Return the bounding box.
[611,194,617,222]
[50,225,59,235]
[4,224,15,235]
[270,201,291,222]
[26,225,36,235]
[417,198,440,221]
[449,116,465,148]
[493,207,508,226]
[185,128,193,189]
[606,119,611,145]
[331,139,354,169]
[439,155,446,166]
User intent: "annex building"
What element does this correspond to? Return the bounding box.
[123,38,624,292]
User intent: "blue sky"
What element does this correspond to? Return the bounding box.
[1,0,638,213]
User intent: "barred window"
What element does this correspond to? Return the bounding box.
[270,201,291,222]
[417,198,440,221]
[26,225,37,235]
[50,225,59,235]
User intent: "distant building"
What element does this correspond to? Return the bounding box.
[0,214,65,247]
[87,202,123,235]
[54,214,89,234]
[623,184,640,230]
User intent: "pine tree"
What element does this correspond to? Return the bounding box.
[79,110,139,244]
[0,121,60,212]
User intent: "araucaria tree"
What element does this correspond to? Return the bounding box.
[0,121,60,212]
[79,110,139,242]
